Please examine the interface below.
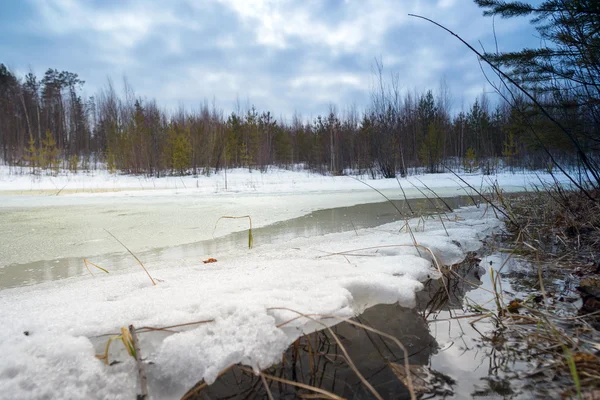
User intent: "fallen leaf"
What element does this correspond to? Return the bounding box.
[507,299,522,313]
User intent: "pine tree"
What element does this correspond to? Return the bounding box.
[475,0,600,94]
[502,131,517,170]
[106,147,117,174]
[24,135,39,173]
[166,123,191,175]
[68,154,79,172]
[41,130,59,172]
[464,147,477,173]
[419,122,443,173]
[475,0,600,183]
[239,142,251,170]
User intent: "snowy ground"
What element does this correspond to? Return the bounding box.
[0,167,562,399]
[0,206,500,400]
[0,165,568,197]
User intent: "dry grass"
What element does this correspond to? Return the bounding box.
[83,259,109,276]
[213,215,254,249]
[500,187,600,266]
[104,228,156,285]
[93,181,600,398]
[425,184,600,398]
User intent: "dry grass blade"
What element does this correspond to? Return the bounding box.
[120,326,136,358]
[213,215,254,249]
[96,326,137,365]
[275,310,383,399]
[413,177,454,213]
[348,176,422,257]
[136,319,215,334]
[96,336,119,365]
[395,177,414,215]
[104,229,156,285]
[269,307,417,400]
[95,319,216,338]
[84,259,109,276]
[405,179,447,216]
[237,366,344,400]
[327,325,382,399]
[441,163,517,226]
[259,370,275,400]
[438,214,449,237]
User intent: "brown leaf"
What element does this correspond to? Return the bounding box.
[507,299,522,313]
[203,258,218,264]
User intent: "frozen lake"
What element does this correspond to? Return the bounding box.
[0,167,560,290]
[0,190,476,289]
[0,169,530,399]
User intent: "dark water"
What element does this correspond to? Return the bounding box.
[184,248,584,400]
[0,196,476,289]
[182,252,495,399]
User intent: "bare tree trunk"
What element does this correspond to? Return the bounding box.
[19,89,32,141]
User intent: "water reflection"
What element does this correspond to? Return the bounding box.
[184,304,438,400]
[183,249,554,399]
[183,253,488,399]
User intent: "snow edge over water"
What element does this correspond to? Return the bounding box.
[0,206,500,399]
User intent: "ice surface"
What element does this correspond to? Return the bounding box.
[0,205,500,399]
[0,166,567,268]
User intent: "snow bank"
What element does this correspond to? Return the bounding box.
[0,165,569,197]
[0,206,500,399]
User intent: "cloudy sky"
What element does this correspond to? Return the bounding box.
[0,0,540,119]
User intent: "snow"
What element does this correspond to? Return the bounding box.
[0,205,501,400]
[0,165,570,199]
[0,166,552,398]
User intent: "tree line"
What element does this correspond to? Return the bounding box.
[0,64,587,178]
[1,0,598,179]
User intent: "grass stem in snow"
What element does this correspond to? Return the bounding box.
[83,259,109,276]
[104,229,156,285]
[129,325,149,400]
[213,215,254,249]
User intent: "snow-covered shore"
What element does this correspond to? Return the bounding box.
[0,165,568,198]
[0,206,500,399]
[0,167,562,399]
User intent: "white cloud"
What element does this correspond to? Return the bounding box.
[215,0,407,53]
[289,73,366,90]
[19,0,537,117]
[31,0,190,67]
[35,0,179,42]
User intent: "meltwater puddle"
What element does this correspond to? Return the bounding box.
[183,248,582,399]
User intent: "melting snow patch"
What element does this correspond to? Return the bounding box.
[0,206,500,399]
